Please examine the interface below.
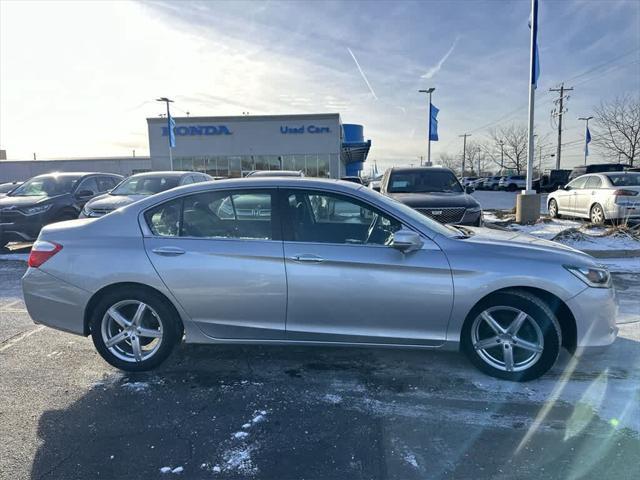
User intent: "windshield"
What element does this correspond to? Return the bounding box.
[111,176,181,195]
[10,176,79,197]
[606,173,640,186]
[372,191,461,238]
[388,170,463,193]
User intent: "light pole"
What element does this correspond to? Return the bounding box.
[156,97,175,170]
[419,87,435,166]
[578,116,593,165]
[499,140,505,174]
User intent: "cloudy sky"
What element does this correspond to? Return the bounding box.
[1,0,638,169]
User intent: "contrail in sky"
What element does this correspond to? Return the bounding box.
[347,47,378,100]
[422,36,460,79]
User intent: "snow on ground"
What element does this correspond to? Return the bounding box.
[598,257,640,273]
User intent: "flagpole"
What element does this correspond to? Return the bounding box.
[156,97,175,171]
[525,0,537,193]
[419,87,436,166]
[579,116,593,165]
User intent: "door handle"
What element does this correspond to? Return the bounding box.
[152,246,185,256]
[290,254,325,263]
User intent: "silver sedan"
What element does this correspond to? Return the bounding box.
[547,171,640,224]
[22,178,618,381]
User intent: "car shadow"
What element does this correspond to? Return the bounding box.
[29,338,640,480]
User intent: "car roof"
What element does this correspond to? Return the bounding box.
[127,171,193,179]
[129,177,362,209]
[30,172,121,179]
[389,167,454,174]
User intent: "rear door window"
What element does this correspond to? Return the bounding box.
[585,176,602,189]
[567,176,588,190]
[145,190,276,240]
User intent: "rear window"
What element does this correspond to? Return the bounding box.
[606,173,640,186]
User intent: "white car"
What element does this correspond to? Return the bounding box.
[547,172,640,224]
[499,175,526,191]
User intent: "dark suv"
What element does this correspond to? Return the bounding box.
[379,167,482,226]
[0,172,122,247]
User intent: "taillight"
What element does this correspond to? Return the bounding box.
[28,240,63,268]
[613,189,639,196]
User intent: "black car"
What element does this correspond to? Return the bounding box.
[0,172,122,247]
[0,181,23,197]
[379,167,482,226]
[568,163,629,182]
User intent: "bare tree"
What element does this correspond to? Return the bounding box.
[488,124,528,174]
[438,152,461,173]
[592,95,640,166]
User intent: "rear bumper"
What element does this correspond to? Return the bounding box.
[22,267,90,336]
[605,203,640,220]
[566,286,619,348]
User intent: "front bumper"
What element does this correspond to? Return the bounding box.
[22,267,91,336]
[459,209,482,226]
[566,285,619,348]
[0,211,52,242]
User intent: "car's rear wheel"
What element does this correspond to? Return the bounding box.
[461,290,561,381]
[507,184,518,191]
[548,199,559,218]
[90,288,183,372]
[590,203,605,225]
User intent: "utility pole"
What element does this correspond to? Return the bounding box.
[499,140,504,173]
[418,88,436,166]
[578,116,593,165]
[549,83,573,170]
[459,133,471,176]
[156,97,175,170]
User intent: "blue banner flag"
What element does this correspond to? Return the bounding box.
[585,126,591,156]
[168,114,176,148]
[429,104,439,141]
[529,0,540,89]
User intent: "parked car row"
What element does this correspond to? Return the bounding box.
[0,171,215,248]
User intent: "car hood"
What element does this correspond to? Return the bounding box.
[388,192,479,208]
[86,194,147,210]
[456,225,597,264]
[0,195,62,209]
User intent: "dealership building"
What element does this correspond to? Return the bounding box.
[147,113,371,179]
[0,113,371,183]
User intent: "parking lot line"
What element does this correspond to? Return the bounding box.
[0,326,44,352]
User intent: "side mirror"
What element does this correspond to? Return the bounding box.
[390,229,423,253]
[465,186,474,194]
[75,189,94,199]
[562,185,570,191]
[372,185,381,192]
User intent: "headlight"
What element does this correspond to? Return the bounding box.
[20,204,52,216]
[564,265,611,288]
[82,205,93,216]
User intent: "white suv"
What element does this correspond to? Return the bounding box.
[499,175,526,191]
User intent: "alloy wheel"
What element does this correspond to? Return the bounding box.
[101,300,163,363]
[590,205,604,225]
[471,306,544,372]
[548,200,558,218]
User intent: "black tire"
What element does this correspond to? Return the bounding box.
[461,290,561,381]
[548,199,559,219]
[507,184,518,192]
[590,203,606,225]
[90,287,183,372]
[55,211,79,222]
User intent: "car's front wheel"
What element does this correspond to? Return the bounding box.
[461,290,561,381]
[90,288,183,372]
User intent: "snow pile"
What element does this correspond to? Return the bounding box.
[159,466,183,474]
[208,409,268,476]
[120,381,149,392]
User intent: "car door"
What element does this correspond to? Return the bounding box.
[576,175,602,217]
[280,188,453,345]
[558,176,586,214]
[142,188,287,340]
[73,177,100,207]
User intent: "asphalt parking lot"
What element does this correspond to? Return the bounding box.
[0,258,639,480]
